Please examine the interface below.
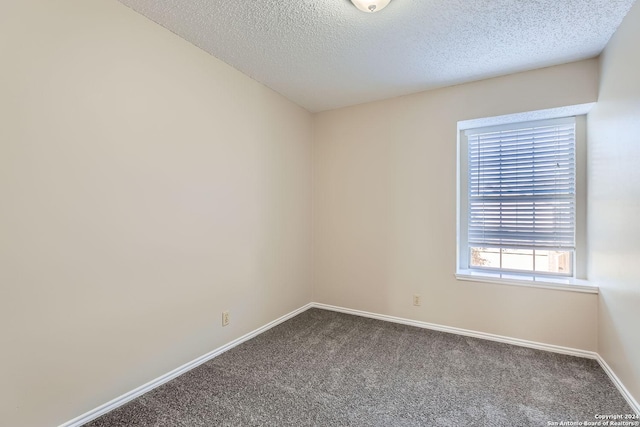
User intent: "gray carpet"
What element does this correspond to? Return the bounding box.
[84,308,631,426]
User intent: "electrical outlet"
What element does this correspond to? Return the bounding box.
[222,311,230,327]
[413,295,421,306]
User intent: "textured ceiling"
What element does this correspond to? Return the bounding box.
[118,0,636,112]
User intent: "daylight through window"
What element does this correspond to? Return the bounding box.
[464,118,576,277]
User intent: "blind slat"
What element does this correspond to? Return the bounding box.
[467,120,576,250]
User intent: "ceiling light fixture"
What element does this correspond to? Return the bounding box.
[350,0,391,13]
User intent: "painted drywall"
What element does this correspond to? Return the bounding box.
[587,0,640,406]
[0,1,312,426]
[313,59,599,351]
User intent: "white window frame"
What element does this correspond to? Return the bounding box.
[456,115,593,293]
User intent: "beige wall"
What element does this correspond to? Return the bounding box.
[313,60,599,351]
[3,0,635,424]
[0,1,312,426]
[587,1,640,406]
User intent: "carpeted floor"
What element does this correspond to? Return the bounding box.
[85,308,631,426]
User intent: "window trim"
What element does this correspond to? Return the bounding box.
[456,114,589,291]
[454,271,598,293]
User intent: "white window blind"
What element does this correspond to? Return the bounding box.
[466,118,576,251]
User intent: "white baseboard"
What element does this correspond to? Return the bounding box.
[596,355,640,415]
[311,302,640,416]
[311,303,597,359]
[60,301,639,426]
[59,303,314,427]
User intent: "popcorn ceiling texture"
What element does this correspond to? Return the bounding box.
[118,0,636,112]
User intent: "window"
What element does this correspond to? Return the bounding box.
[458,117,578,280]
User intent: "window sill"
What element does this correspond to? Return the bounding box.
[455,270,598,294]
